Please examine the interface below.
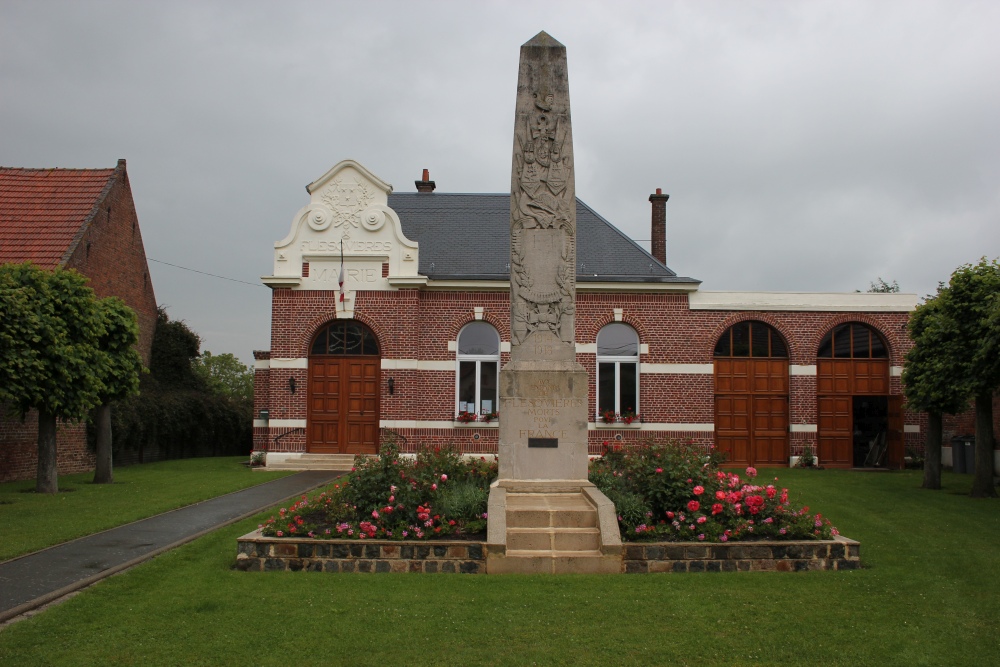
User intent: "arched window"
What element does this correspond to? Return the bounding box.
[714,321,788,358]
[456,322,500,418]
[597,323,639,421]
[817,323,887,359]
[310,320,379,356]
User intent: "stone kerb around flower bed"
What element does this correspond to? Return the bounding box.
[236,530,486,573]
[623,535,860,574]
[236,530,860,574]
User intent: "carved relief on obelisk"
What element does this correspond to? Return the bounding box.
[509,31,577,363]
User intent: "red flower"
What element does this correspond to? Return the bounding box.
[712,503,724,515]
[687,500,700,512]
[693,485,704,495]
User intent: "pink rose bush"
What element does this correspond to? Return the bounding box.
[590,440,838,542]
[260,441,496,541]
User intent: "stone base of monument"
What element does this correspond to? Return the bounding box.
[486,483,622,574]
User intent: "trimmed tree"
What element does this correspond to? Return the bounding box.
[92,297,144,484]
[905,258,1000,498]
[903,294,969,489]
[0,264,105,494]
[948,259,1000,498]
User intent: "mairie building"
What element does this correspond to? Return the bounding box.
[253,160,921,469]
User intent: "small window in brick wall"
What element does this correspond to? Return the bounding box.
[302,262,310,277]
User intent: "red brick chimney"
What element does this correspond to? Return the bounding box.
[415,168,436,193]
[648,187,669,264]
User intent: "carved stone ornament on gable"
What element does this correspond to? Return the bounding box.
[309,177,377,231]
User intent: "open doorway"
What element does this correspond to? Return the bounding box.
[853,396,888,467]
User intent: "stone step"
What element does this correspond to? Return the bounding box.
[506,508,597,529]
[263,454,357,471]
[264,462,354,471]
[506,527,601,552]
[489,551,622,575]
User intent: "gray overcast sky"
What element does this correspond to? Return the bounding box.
[3,0,998,363]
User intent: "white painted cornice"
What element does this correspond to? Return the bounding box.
[688,291,919,312]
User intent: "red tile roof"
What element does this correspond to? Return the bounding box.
[0,165,118,269]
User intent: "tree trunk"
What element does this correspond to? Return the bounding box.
[36,408,59,494]
[93,403,114,484]
[970,392,998,498]
[922,412,942,490]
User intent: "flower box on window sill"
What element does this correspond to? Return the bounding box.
[454,421,498,429]
[594,421,642,429]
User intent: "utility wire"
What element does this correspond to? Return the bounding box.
[147,258,267,288]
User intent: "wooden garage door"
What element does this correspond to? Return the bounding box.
[715,392,789,467]
[816,322,893,468]
[714,321,790,468]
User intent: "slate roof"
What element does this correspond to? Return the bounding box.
[387,193,699,284]
[0,165,118,268]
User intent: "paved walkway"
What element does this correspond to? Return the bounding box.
[0,470,341,623]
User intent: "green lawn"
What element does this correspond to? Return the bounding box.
[0,469,997,666]
[0,457,292,561]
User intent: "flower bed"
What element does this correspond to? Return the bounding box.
[238,438,860,573]
[257,441,495,541]
[590,441,840,543]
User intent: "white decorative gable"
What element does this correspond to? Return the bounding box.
[262,160,420,299]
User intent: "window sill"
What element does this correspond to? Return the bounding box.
[453,422,499,429]
[593,422,642,429]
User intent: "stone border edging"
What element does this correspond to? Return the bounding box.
[236,530,486,573]
[623,535,860,573]
[236,531,860,574]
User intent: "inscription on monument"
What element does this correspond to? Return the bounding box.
[528,438,558,448]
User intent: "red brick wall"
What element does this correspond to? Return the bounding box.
[64,163,158,365]
[0,406,93,483]
[258,288,917,460]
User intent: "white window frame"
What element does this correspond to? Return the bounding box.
[596,324,640,421]
[455,323,500,417]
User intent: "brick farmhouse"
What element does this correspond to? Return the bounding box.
[0,160,157,482]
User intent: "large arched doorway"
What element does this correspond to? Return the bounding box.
[816,322,902,468]
[307,320,380,454]
[714,321,789,467]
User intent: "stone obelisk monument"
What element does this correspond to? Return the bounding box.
[487,32,621,573]
[497,31,589,487]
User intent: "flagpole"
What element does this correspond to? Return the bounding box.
[338,238,345,309]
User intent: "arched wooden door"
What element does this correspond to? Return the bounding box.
[308,320,380,455]
[714,321,789,467]
[816,323,902,468]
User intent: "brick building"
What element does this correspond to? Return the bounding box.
[254,160,923,470]
[0,160,158,482]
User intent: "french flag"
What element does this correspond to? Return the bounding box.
[338,239,345,303]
